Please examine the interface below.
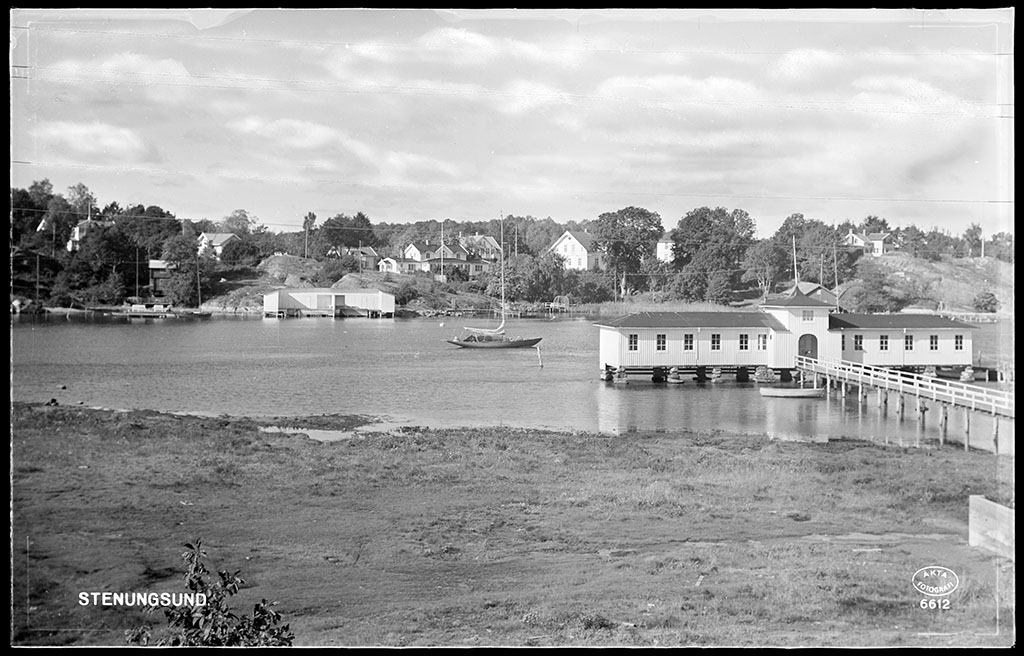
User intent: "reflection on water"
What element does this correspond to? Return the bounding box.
[12,314,1013,450]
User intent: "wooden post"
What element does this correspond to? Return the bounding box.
[964,408,971,451]
[896,393,905,419]
[992,412,999,454]
[917,397,926,427]
[938,403,948,444]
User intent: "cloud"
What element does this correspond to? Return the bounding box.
[227,116,370,153]
[47,53,194,104]
[769,48,844,82]
[33,121,157,164]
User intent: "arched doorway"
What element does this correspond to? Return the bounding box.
[798,334,818,359]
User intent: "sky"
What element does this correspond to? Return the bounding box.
[10,8,1015,239]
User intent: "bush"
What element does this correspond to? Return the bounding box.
[125,539,294,646]
[972,291,999,313]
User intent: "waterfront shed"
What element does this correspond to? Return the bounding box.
[263,288,395,318]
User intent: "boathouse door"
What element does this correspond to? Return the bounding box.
[798,334,818,359]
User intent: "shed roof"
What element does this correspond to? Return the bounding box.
[595,311,786,331]
[828,313,973,330]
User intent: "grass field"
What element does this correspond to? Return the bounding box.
[10,402,1015,647]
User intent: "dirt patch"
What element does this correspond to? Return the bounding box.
[10,403,1014,647]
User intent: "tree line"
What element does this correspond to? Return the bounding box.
[10,178,1014,309]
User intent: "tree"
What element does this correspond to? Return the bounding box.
[962,223,982,258]
[161,234,203,306]
[66,182,98,219]
[987,232,1013,263]
[219,209,259,236]
[897,224,927,258]
[126,539,293,646]
[671,206,755,297]
[858,215,891,235]
[591,206,663,298]
[741,239,785,299]
[796,222,839,285]
[219,238,261,266]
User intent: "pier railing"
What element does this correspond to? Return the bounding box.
[795,356,1014,419]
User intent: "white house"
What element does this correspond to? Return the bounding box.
[263,288,395,318]
[198,232,239,259]
[656,233,674,263]
[547,230,602,271]
[843,230,893,257]
[596,289,972,376]
[460,233,501,262]
[66,218,114,252]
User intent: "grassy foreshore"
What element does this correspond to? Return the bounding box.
[10,402,1014,647]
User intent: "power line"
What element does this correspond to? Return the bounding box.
[9,24,1015,58]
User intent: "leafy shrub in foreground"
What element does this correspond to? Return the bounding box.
[125,538,294,646]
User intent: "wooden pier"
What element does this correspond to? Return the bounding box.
[795,355,1014,453]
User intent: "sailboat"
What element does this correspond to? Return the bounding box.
[446,215,542,349]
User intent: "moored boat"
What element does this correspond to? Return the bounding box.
[759,386,825,398]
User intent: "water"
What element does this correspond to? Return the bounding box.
[11,313,1012,448]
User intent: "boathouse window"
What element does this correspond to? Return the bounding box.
[879,334,889,351]
[710,334,721,350]
[802,310,814,322]
[757,334,767,351]
[905,334,914,351]
[739,334,749,351]
[683,334,694,351]
[628,334,638,351]
[955,335,964,350]
[854,335,863,351]
[842,335,846,351]
[656,334,666,351]
[929,335,939,351]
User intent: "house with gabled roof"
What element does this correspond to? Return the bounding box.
[460,233,501,262]
[198,232,238,259]
[547,229,602,271]
[843,229,893,257]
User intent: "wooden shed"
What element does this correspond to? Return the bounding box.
[263,288,395,318]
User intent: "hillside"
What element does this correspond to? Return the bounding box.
[865,253,1014,313]
[200,253,1014,316]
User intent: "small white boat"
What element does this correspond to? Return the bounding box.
[666,366,685,384]
[759,387,825,398]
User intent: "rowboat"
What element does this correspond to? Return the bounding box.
[759,387,825,398]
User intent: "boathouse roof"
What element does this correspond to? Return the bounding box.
[760,288,836,308]
[828,313,974,330]
[595,311,786,331]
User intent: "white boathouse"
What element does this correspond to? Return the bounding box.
[263,288,395,318]
[595,289,974,380]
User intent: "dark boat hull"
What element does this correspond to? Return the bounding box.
[447,337,542,349]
